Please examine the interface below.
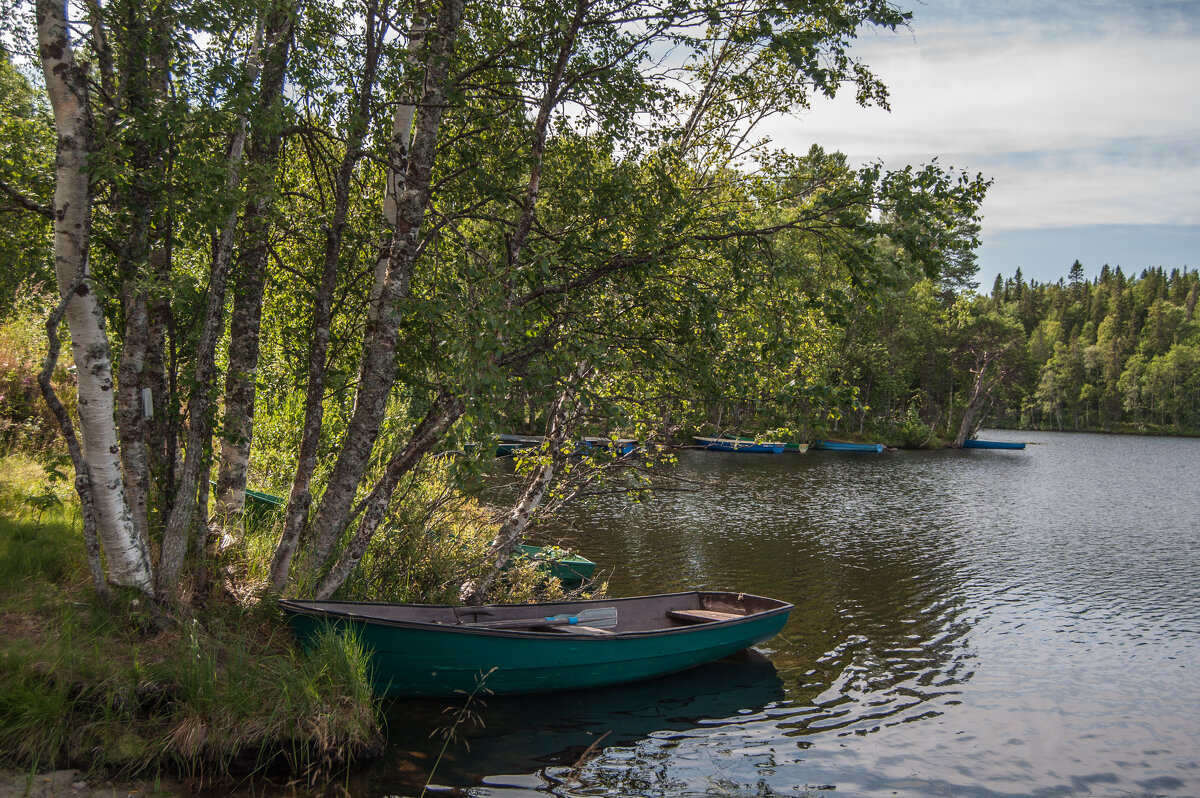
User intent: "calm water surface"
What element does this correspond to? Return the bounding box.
[369,431,1200,798]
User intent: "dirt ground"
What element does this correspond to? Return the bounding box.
[0,770,186,798]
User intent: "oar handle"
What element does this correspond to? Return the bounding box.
[465,615,575,629]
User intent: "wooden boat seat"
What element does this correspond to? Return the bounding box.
[544,624,615,635]
[667,609,744,624]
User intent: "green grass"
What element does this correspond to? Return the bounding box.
[0,453,384,784]
[0,454,86,597]
[0,592,383,782]
[0,446,582,788]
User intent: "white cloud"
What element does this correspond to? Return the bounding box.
[982,159,1200,231]
[763,2,1200,234]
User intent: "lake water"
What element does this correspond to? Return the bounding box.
[369,431,1200,798]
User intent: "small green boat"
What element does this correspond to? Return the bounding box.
[209,482,285,530]
[734,436,809,453]
[279,591,792,697]
[516,544,596,587]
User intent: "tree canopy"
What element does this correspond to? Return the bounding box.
[2,0,1005,606]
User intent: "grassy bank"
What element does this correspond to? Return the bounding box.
[0,454,383,787]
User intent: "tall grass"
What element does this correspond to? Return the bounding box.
[0,594,382,781]
[0,454,384,783]
[0,454,85,595]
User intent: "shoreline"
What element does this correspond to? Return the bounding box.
[0,769,187,798]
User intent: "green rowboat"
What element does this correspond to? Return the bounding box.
[279,591,792,697]
[516,544,596,587]
[733,436,810,453]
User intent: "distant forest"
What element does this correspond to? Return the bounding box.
[772,260,1200,445]
[985,262,1199,434]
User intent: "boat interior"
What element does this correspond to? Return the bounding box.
[281,591,790,635]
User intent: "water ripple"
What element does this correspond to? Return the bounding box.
[376,433,1200,798]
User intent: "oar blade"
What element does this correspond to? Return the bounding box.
[571,607,618,628]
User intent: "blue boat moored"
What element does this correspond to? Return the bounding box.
[812,440,884,453]
[692,436,785,454]
[579,437,638,456]
[963,439,1026,450]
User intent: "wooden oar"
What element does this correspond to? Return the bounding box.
[465,607,618,630]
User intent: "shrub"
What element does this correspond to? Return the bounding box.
[0,285,73,453]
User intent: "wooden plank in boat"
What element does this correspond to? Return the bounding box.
[667,609,744,624]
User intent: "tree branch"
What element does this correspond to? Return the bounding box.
[0,178,53,220]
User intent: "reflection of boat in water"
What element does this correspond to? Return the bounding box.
[374,650,785,791]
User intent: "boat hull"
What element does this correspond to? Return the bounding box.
[963,439,1026,450]
[579,437,638,456]
[516,544,596,586]
[692,436,785,453]
[812,440,884,453]
[734,436,809,453]
[495,434,544,456]
[280,592,792,697]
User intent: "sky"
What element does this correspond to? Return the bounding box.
[765,0,1200,287]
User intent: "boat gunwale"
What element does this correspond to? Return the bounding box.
[278,591,793,641]
[692,436,787,446]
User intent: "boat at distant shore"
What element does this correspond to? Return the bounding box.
[963,439,1026,450]
[811,440,884,453]
[579,437,638,456]
[734,436,809,453]
[280,591,793,697]
[692,436,785,453]
[495,434,545,456]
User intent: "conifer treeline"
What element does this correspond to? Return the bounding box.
[987,262,1200,433]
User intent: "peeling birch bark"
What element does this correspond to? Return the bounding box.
[39,279,109,600]
[369,0,429,321]
[116,287,153,548]
[37,0,154,594]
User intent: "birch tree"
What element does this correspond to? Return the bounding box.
[36,0,154,594]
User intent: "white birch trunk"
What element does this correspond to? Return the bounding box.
[368,2,428,321]
[37,0,154,594]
